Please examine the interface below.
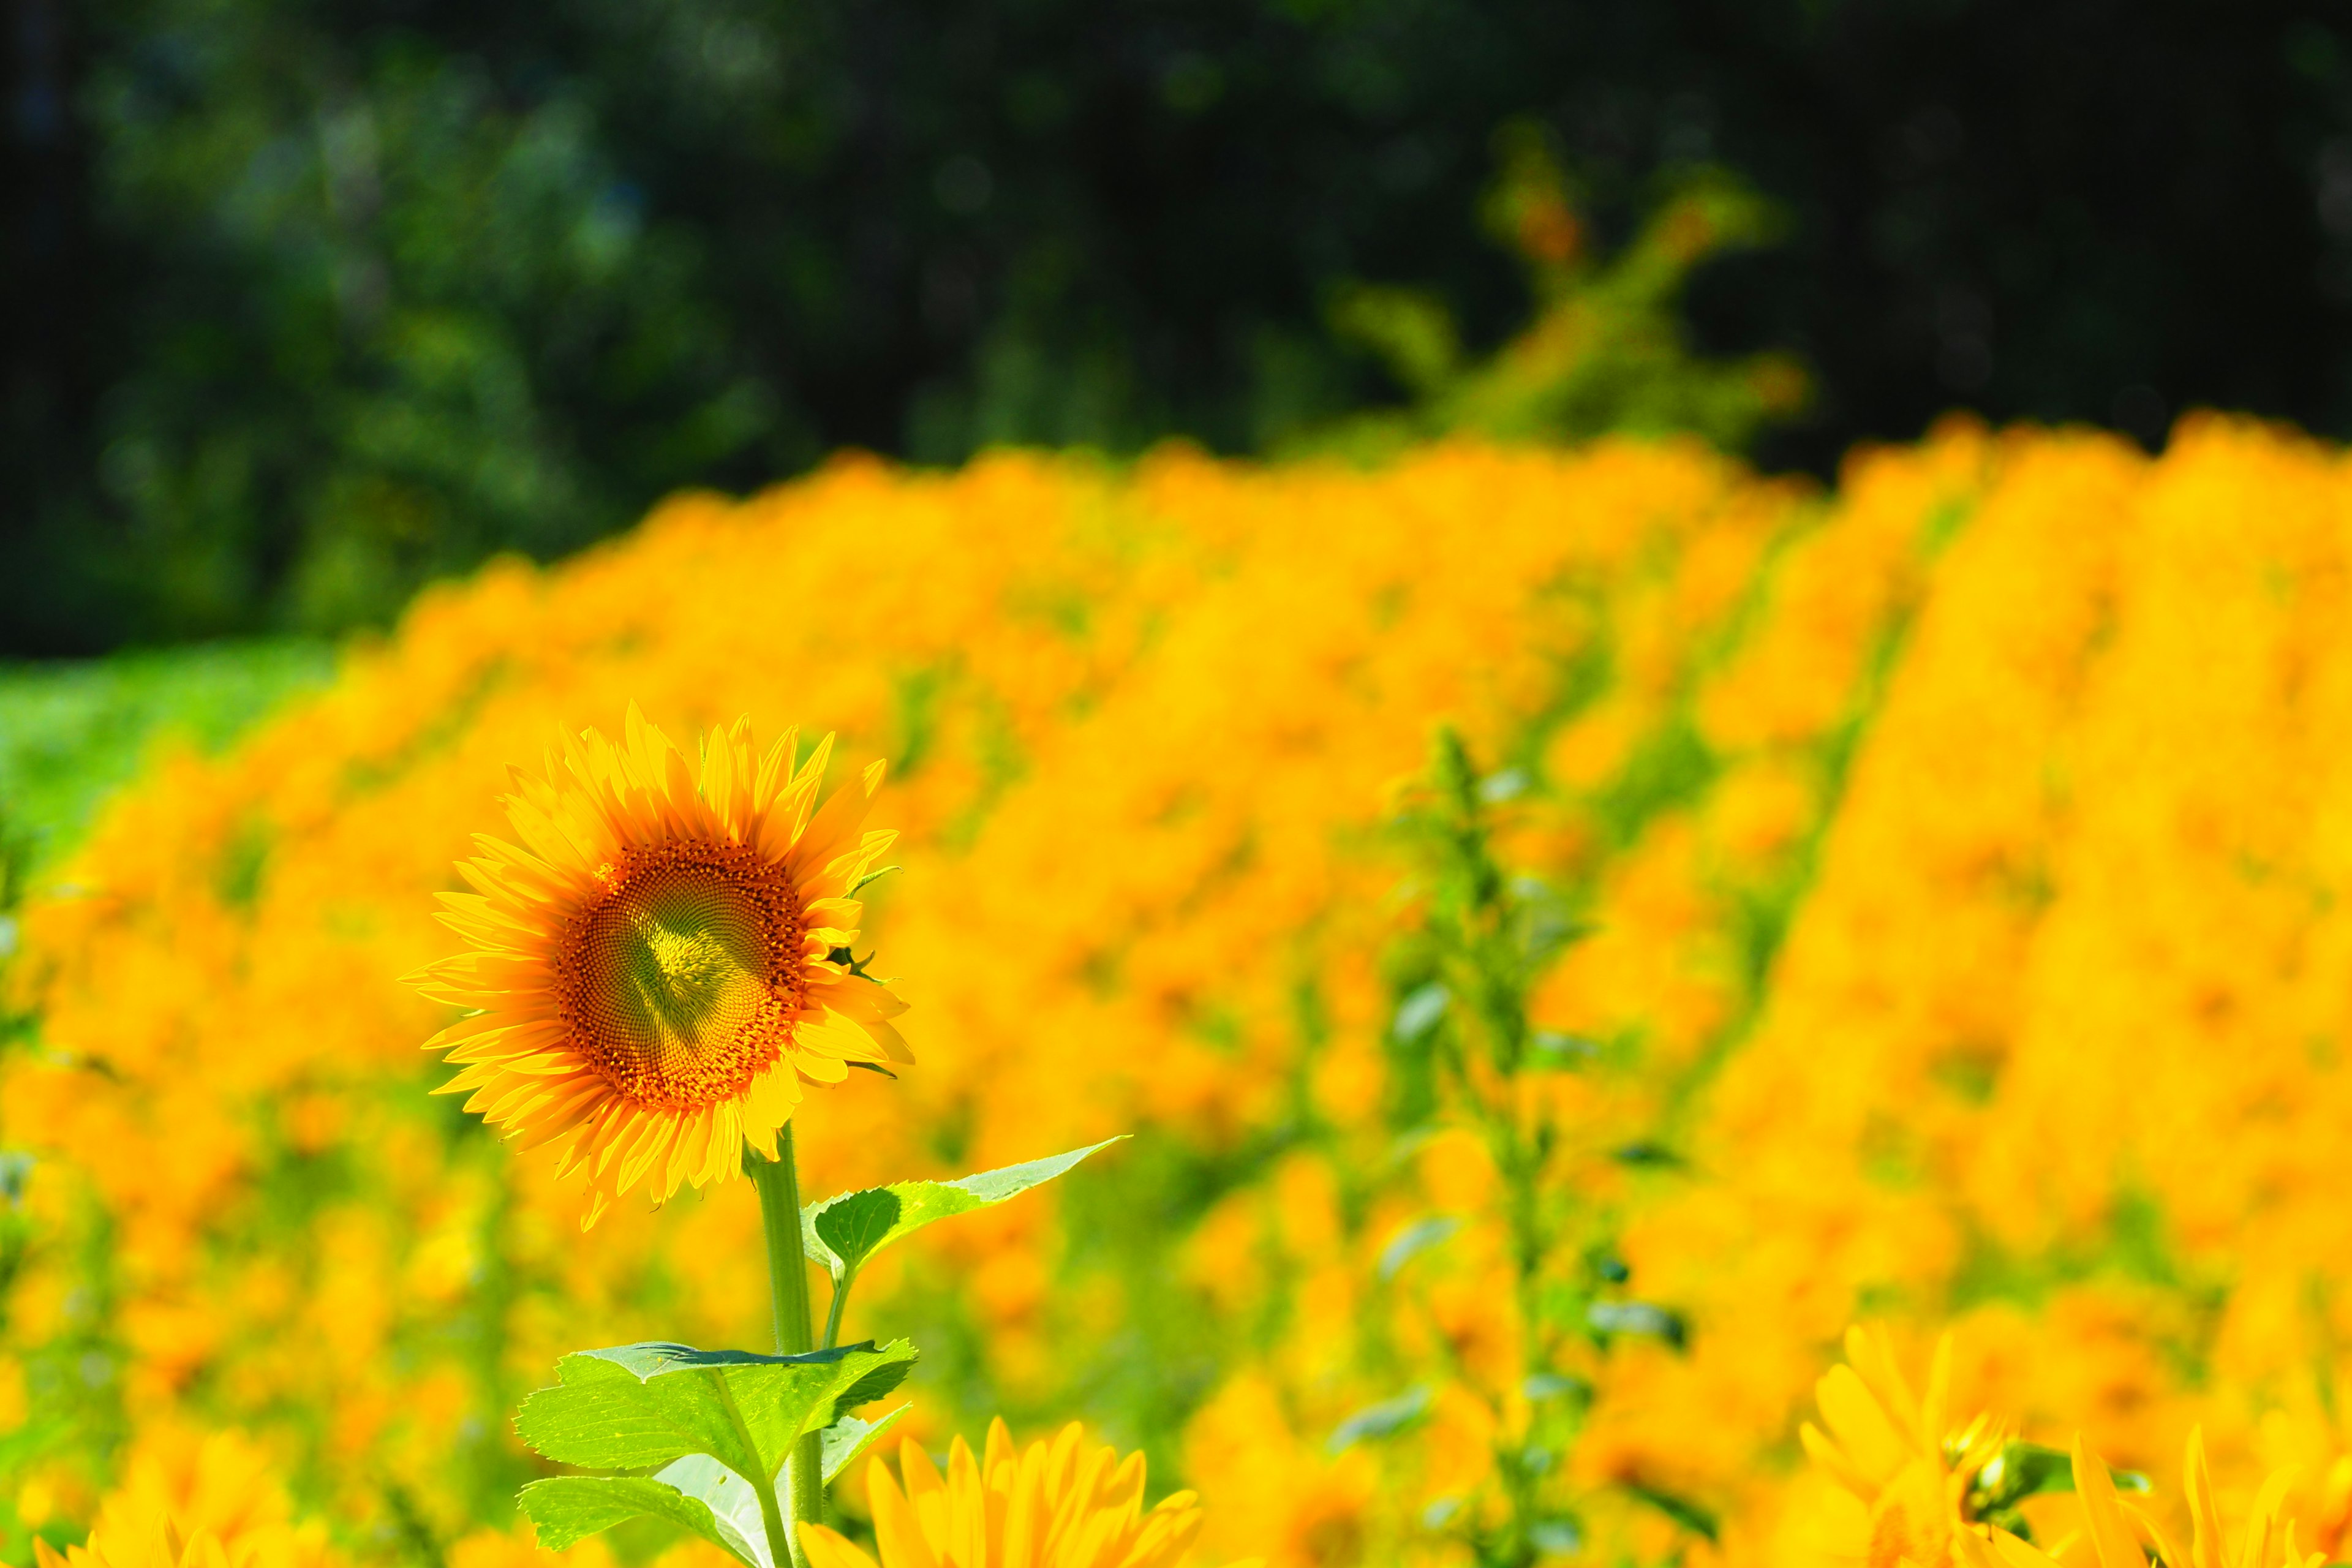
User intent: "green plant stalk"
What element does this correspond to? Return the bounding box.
[1431,731,1573,1568]
[747,1125,824,1568]
[821,1264,855,1351]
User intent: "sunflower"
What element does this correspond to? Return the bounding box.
[1801,1327,2006,1568]
[408,707,911,1226]
[34,1431,336,1568]
[799,1421,1259,1568]
[1956,1432,2323,1568]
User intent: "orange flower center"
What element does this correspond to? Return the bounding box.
[556,841,807,1109]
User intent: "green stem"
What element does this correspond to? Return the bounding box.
[747,1125,825,1568]
[821,1264,855,1351]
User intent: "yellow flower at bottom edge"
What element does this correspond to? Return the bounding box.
[800,1422,1262,1568]
[1801,1327,2006,1568]
[32,1433,335,1568]
[407,707,913,1226]
[1956,1432,2324,1568]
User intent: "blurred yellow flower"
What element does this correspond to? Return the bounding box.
[1956,1433,2323,1568]
[407,707,910,1225]
[31,1431,335,1568]
[799,1422,1255,1568]
[1801,1327,2003,1568]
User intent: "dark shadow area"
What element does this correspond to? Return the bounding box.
[6,0,2348,650]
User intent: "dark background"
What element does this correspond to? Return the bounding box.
[7,0,2350,653]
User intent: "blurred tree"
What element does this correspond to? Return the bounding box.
[1311,124,1807,456]
[4,0,2351,650]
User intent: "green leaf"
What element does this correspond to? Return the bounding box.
[1327,1387,1430,1453]
[814,1189,904,1273]
[1378,1215,1458,1280]
[821,1405,909,1484]
[801,1138,1125,1277]
[1621,1480,1717,1541]
[518,1476,756,1565]
[829,1352,915,1419]
[1585,1300,1687,1351]
[514,1339,919,1486]
[1973,1441,2152,1517]
[655,1456,773,1567]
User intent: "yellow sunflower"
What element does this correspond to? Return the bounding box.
[1801,1327,2005,1568]
[408,707,911,1226]
[799,1421,1259,1568]
[1956,1432,2323,1568]
[33,1430,336,1568]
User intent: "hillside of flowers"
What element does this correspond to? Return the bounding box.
[7,417,2352,1568]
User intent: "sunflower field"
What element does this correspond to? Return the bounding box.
[8,415,2352,1568]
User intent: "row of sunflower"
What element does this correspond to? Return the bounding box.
[6,417,2352,1568]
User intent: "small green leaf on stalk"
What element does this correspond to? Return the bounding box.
[1528,1520,1583,1555]
[1478,768,1530,803]
[517,1476,755,1565]
[1378,1215,1460,1280]
[822,1405,910,1483]
[814,1189,904,1272]
[1391,984,1449,1043]
[1528,1031,1599,1068]
[1610,1140,1682,1167]
[1586,1300,1687,1351]
[1328,1387,1431,1453]
[1623,1479,1718,1541]
[801,1139,1125,1276]
[1523,1372,1591,1404]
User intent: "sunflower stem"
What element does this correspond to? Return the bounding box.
[747,1125,824,1568]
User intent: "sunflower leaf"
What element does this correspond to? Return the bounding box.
[800,1138,1126,1276]
[514,1339,919,1485]
[517,1476,760,1566]
[813,1189,903,1272]
[655,1455,775,1568]
[821,1404,910,1483]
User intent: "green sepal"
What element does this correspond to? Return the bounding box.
[518,1476,758,1565]
[822,1405,910,1483]
[514,1339,919,1487]
[801,1139,1125,1278]
[1969,1440,2150,1532]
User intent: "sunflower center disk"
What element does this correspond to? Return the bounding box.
[562,850,802,1109]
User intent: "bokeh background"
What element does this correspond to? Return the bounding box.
[13,9,2352,1568]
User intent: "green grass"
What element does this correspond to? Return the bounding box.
[0,640,334,885]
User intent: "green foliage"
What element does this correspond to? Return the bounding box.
[520,1475,753,1562]
[817,1406,908,1486]
[0,641,331,874]
[1372,729,1700,1568]
[514,1340,913,1475]
[1328,1387,1432,1453]
[513,1340,918,1566]
[800,1139,1125,1280]
[1310,124,1806,460]
[54,17,766,641]
[1966,1442,2151,1540]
